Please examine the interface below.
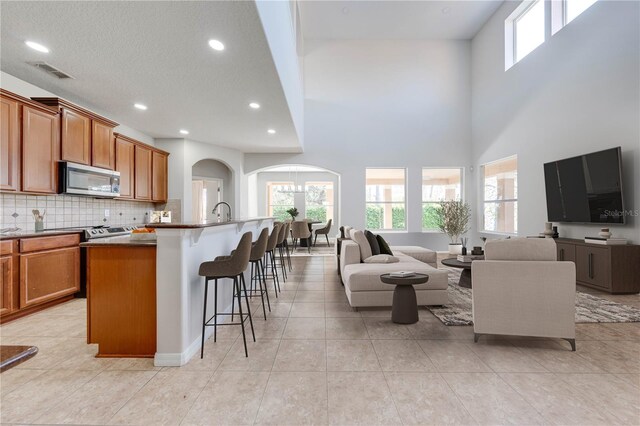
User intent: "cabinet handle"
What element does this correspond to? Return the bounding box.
[588,253,594,279]
[560,248,565,261]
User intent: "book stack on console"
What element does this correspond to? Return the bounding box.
[584,237,628,245]
[457,254,484,262]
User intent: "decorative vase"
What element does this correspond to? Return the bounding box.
[599,228,611,239]
[543,222,554,238]
[552,226,559,238]
[448,243,463,255]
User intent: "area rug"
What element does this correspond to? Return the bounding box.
[427,267,640,326]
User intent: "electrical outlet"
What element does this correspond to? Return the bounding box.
[104,209,110,218]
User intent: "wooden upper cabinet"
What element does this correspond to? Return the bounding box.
[92,120,115,170]
[0,93,20,191]
[22,105,58,194]
[31,98,118,170]
[152,151,168,202]
[60,108,90,165]
[115,135,135,199]
[134,145,152,200]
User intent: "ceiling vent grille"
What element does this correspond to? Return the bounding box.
[27,61,74,79]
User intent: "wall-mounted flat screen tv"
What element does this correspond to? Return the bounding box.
[543,147,625,224]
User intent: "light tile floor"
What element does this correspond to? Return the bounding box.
[1,254,639,425]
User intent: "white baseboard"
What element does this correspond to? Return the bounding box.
[154,301,233,367]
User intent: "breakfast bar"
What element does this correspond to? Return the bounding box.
[147,217,274,366]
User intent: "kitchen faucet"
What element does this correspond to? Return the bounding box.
[212,202,232,222]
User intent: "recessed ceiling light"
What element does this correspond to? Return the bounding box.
[208,39,225,51]
[134,103,148,110]
[441,7,451,14]
[342,7,350,14]
[179,129,189,135]
[267,129,276,135]
[25,41,49,53]
[249,102,260,109]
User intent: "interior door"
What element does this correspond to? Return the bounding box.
[191,179,222,222]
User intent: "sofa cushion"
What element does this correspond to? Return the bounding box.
[350,229,372,261]
[343,259,449,292]
[392,246,437,265]
[376,234,394,255]
[365,230,381,255]
[364,254,399,264]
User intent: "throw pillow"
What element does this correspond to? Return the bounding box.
[376,234,394,256]
[364,230,381,255]
[364,254,399,264]
[350,229,372,261]
[343,226,352,239]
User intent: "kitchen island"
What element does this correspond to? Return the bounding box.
[146,217,274,366]
[82,237,157,358]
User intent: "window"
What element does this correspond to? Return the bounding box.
[422,168,463,231]
[505,0,546,69]
[482,157,518,234]
[565,0,598,24]
[267,182,294,222]
[305,181,334,223]
[552,0,598,33]
[365,168,406,230]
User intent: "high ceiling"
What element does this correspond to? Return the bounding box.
[0,1,301,153]
[299,0,503,40]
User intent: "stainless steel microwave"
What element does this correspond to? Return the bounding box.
[59,162,120,198]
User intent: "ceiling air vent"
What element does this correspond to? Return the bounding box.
[27,61,74,79]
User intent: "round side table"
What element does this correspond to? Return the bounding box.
[380,273,429,324]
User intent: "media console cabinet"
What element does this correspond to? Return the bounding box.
[555,238,640,294]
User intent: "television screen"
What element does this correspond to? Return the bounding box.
[544,147,625,224]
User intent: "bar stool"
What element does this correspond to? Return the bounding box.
[264,223,282,297]
[275,223,288,281]
[282,221,293,272]
[245,227,270,320]
[198,232,255,358]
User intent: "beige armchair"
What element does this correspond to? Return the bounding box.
[472,238,576,351]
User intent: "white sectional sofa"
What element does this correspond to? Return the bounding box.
[339,239,449,307]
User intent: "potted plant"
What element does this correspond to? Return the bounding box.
[436,200,471,254]
[286,207,299,221]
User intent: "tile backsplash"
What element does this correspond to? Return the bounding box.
[1,193,155,230]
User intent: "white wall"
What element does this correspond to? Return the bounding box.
[255,0,305,147]
[471,0,640,243]
[155,138,245,222]
[245,39,473,250]
[1,71,154,146]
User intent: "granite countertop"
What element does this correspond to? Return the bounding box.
[80,236,157,247]
[145,217,274,229]
[0,229,84,240]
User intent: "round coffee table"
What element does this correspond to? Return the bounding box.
[441,258,482,288]
[380,273,429,324]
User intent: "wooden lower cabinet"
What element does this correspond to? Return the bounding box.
[20,246,80,308]
[556,238,640,294]
[1,256,14,316]
[87,245,156,357]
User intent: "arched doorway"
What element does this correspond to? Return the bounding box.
[247,164,341,228]
[191,159,233,222]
